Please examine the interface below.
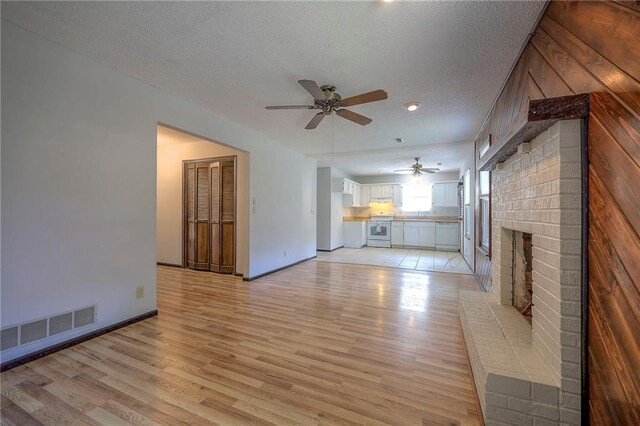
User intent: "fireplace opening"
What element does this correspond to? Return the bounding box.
[511,231,533,323]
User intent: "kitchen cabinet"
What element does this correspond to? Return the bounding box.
[432,181,458,207]
[391,222,404,246]
[368,184,393,200]
[343,179,370,207]
[392,184,403,207]
[344,221,367,248]
[359,185,370,207]
[435,222,460,251]
[403,221,435,248]
[343,178,355,195]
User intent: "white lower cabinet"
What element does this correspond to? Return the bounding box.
[344,221,367,248]
[391,222,404,246]
[403,222,435,248]
[435,222,460,251]
[419,224,436,247]
[378,220,460,250]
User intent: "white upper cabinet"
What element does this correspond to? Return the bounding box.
[369,184,393,200]
[432,181,458,207]
[342,178,354,195]
[359,185,370,207]
[343,178,371,207]
[392,184,403,207]
[353,184,361,207]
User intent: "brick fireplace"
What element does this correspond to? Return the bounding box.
[459,120,583,425]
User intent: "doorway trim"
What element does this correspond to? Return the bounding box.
[181,155,237,274]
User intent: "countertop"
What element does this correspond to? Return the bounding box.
[343,216,459,223]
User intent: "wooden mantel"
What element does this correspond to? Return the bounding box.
[478,94,590,172]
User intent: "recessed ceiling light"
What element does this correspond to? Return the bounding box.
[395,138,404,144]
[383,0,394,3]
[404,102,420,112]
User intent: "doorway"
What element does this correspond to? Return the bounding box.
[183,157,236,273]
[156,124,249,277]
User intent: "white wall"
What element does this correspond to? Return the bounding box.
[1,21,316,362]
[316,168,331,250]
[156,137,249,275]
[330,168,350,249]
[316,167,348,251]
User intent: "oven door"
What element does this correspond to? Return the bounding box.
[367,221,390,240]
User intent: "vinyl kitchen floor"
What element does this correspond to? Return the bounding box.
[316,247,473,274]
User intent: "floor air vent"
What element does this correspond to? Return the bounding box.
[0,305,96,351]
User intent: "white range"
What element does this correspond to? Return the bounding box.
[367,215,393,248]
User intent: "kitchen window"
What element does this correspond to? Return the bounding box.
[479,170,491,254]
[402,182,432,213]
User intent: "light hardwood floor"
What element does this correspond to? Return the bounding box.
[1,261,483,425]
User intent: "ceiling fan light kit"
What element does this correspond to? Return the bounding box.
[265,79,388,130]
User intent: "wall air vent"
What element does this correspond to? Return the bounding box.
[1,327,19,351]
[49,312,73,336]
[0,305,97,352]
[20,319,47,345]
[74,306,96,328]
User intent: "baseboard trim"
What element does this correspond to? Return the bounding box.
[0,309,158,372]
[157,262,183,268]
[243,256,317,282]
[316,245,344,252]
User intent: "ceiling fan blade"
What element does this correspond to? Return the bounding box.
[393,169,414,172]
[335,109,372,126]
[305,112,325,130]
[265,105,316,110]
[340,89,388,107]
[422,168,440,172]
[298,79,327,100]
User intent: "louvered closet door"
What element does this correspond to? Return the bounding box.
[192,162,211,270]
[219,160,235,274]
[185,157,235,274]
[186,163,197,269]
[209,162,221,272]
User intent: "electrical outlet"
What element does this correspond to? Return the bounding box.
[136,286,144,299]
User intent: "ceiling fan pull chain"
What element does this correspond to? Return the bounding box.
[331,114,335,162]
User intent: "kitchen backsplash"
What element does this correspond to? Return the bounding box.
[344,205,458,218]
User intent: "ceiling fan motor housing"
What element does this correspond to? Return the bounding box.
[316,85,343,114]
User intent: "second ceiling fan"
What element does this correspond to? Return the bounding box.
[265,79,387,130]
[394,157,440,175]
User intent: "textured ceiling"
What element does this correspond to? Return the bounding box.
[2,1,545,176]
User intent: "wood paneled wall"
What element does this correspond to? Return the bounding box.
[473,0,639,295]
[587,91,640,424]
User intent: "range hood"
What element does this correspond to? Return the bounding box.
[369,196,392,202]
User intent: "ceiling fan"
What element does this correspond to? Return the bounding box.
[265,79,387,130]
[394,157,440,175]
